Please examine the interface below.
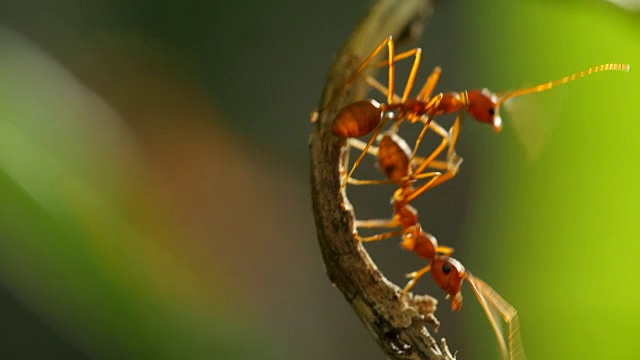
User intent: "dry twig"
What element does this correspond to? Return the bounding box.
[309,0,456,359]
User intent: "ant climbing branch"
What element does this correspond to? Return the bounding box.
[309,1,456,360]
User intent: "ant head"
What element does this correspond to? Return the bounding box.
[431,256,466,311]
[466,63,630,135]
[467,89,502,133]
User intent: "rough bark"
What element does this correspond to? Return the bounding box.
[309,0,456,359]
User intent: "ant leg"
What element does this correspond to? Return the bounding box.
[347,138,437,186]
[355,218,399,229]
[409,112,436,175]
[365,77,404,134]
[403,150,463,204]
[357,230,404,243]
[354,219,402,242]
[411,112,462,187]
[403,173,443,204]
[366,76,450,137]
[406,155,463,203]
[370,47,423,103]
[407,94,445,176]
[348,178,403,186]
[421,111,449,139]
[348,171,440,186]
[313,36,397,120]
[337,36,397,105]
[412,128,448,176]
[416,66,442,102]
[363,75,454,179]
[436,245,454,256]
[346,138,386,185]
[412,119,463,190]
[408,171,441,180]
[447,112,462,162]
[365,76,452,181]
[365,76,450,138]
[310,48,385,122]
[347,138,443,187]
[372,48,420,67]
[399,48,421,103]
[413,158,448,171]
[348,138,379,157]
[339,116,390,192]
[403,264,431,293]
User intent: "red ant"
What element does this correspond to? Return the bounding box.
[354,150,523,360]
[401,248,526,360]
[319,36,629,192]
[343,81,461,189]
[350,131,524,359]
[347,122,523,359]
[350,124,461,244]
[317,36,628,359]
[339,80,461,262]
[343,91,524,360]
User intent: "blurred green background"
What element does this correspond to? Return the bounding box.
[0,0,638,359]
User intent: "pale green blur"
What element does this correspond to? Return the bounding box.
[460,1,640,359]
[0,1,638,359]
[0,28,280,359]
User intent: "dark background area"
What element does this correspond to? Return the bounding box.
[0,0,638,359]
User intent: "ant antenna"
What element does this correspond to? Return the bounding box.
[497,63,630,106]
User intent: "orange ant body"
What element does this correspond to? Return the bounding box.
[353,132,524,359]
[345,88,524,360]
[322,36,629,192]
[318,36,629,360]
[343,75,461,188]
[344,81,463,263]
[403,252,525,360]
[343,84,463,253]
[352,129,461,245]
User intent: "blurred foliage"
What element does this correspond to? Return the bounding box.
[0,28,281,359]
[458,1,640,359]
[0,0,637,359]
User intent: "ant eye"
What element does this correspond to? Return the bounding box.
[488,108,495,116]
[442,263,451,275]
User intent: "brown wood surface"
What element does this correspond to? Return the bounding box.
[309,1,456,359]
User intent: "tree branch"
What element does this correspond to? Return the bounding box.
[309,0,456,359]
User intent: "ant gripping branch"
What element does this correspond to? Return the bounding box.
[315,36,629,193]
[404,253,526,360]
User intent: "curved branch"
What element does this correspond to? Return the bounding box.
[309,0,455,359]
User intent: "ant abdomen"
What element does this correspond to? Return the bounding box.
[331,99,382,137]
[378,133,411,181]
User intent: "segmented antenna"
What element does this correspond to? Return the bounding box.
[497,63,630,106]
